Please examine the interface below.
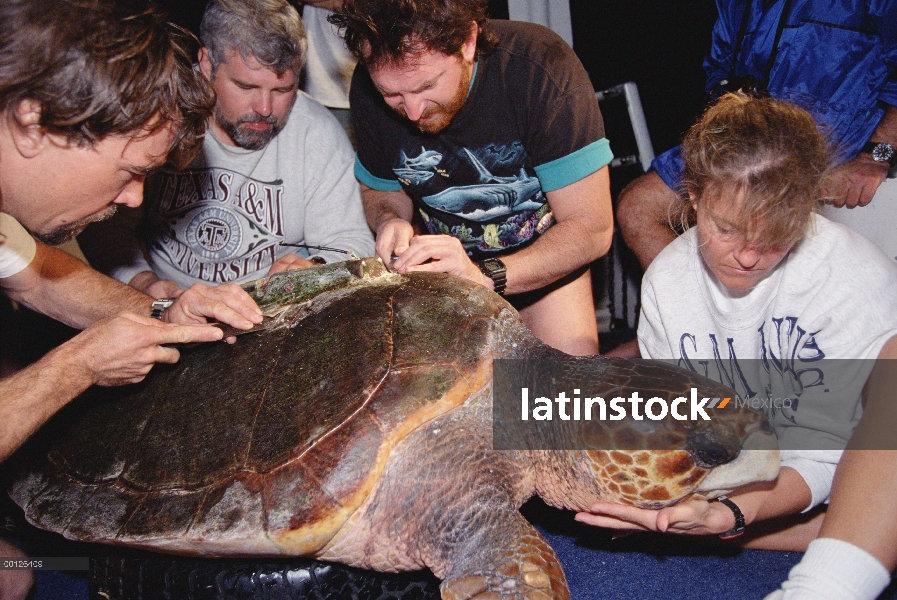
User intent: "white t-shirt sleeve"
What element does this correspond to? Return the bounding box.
[637,239,691,360]
[637,280,670,359]
[779,450,842,511]
[0,213,37,278]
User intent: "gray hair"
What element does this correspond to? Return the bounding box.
[200,0,307,77]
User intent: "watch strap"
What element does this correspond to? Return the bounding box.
[862,141,897,168]
[477,258,507,296]
[150,298,176,320]
[714,496,746,539]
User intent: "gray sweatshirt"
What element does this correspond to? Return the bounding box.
[79,91,374,288]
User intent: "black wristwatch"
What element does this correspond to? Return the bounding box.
[714,496,746,540]
[477,257,507,296]
[149,297,176,320]
[862,141,897,178]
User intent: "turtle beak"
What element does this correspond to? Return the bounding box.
[694,428,781,497]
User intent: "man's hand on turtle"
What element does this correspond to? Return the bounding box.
[391,234,486,286]
[822,156,888,208]
[574,498,736,536]
[63,313,227,387]
[144,279,184,300]
[129,271,183,299]
[268,254,317,276]
[163,282,263,331]
[375,218,414,270]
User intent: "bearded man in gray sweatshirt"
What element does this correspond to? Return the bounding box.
[79,0,374,297]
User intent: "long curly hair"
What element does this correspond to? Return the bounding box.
[677,93,831,250]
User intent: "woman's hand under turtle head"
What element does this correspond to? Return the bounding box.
[574,498,737,536]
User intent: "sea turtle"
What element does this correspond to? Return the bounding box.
[9,258,778,600]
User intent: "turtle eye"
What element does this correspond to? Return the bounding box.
[685,429,740,468]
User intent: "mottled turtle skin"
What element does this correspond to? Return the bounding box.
[10,259,778,600]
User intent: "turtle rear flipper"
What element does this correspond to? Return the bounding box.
[438,508,568,600]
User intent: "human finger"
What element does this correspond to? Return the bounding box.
[268,254,315,276]
[390,223,413,255]
[393,234,462,270]
[821,169,848,207]
[841,181,863,208]
[145,279,184,299]
[392,239,438,271]
[573,511,650,531]
[651,500,727,535]
[155,322,226,346]
[824,193,846,208]
[75,317,181,386]
[168,284,262,329]
[855,180,877,207]
[403,261,443,273]
[581,502,661,530]
[376,219,413,253]
[404,253,477,279]
[204,283,263,319]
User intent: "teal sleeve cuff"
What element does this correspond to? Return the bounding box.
[534,138,613,193]
[354,155,403,191]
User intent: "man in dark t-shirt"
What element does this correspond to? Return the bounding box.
[330,0,614,355]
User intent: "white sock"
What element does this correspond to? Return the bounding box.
[778,538,892,600]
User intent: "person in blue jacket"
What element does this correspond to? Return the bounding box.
[618,0,897,270]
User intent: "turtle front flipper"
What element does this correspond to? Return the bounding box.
[438,508,568,600]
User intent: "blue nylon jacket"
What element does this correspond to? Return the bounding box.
[654,0,897,188]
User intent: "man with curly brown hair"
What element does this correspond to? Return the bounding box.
[0,0,264,464]
[330,0,614,356]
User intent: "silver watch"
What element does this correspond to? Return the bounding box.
[863,141,896,164]
[149,297,176,320]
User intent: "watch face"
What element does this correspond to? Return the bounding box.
[872,143,896,164]
[482,258,505,274]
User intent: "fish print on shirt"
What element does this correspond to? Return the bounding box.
[148,167,284,284]
[393,144,554,256]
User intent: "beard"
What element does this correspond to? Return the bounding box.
[215,108,286,151]
[396,59,473,134]
[33,204,118,246]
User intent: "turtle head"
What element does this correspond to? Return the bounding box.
[520,358,780,510]
[559,410,779,509]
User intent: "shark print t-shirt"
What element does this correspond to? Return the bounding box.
[352,20,613,259]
